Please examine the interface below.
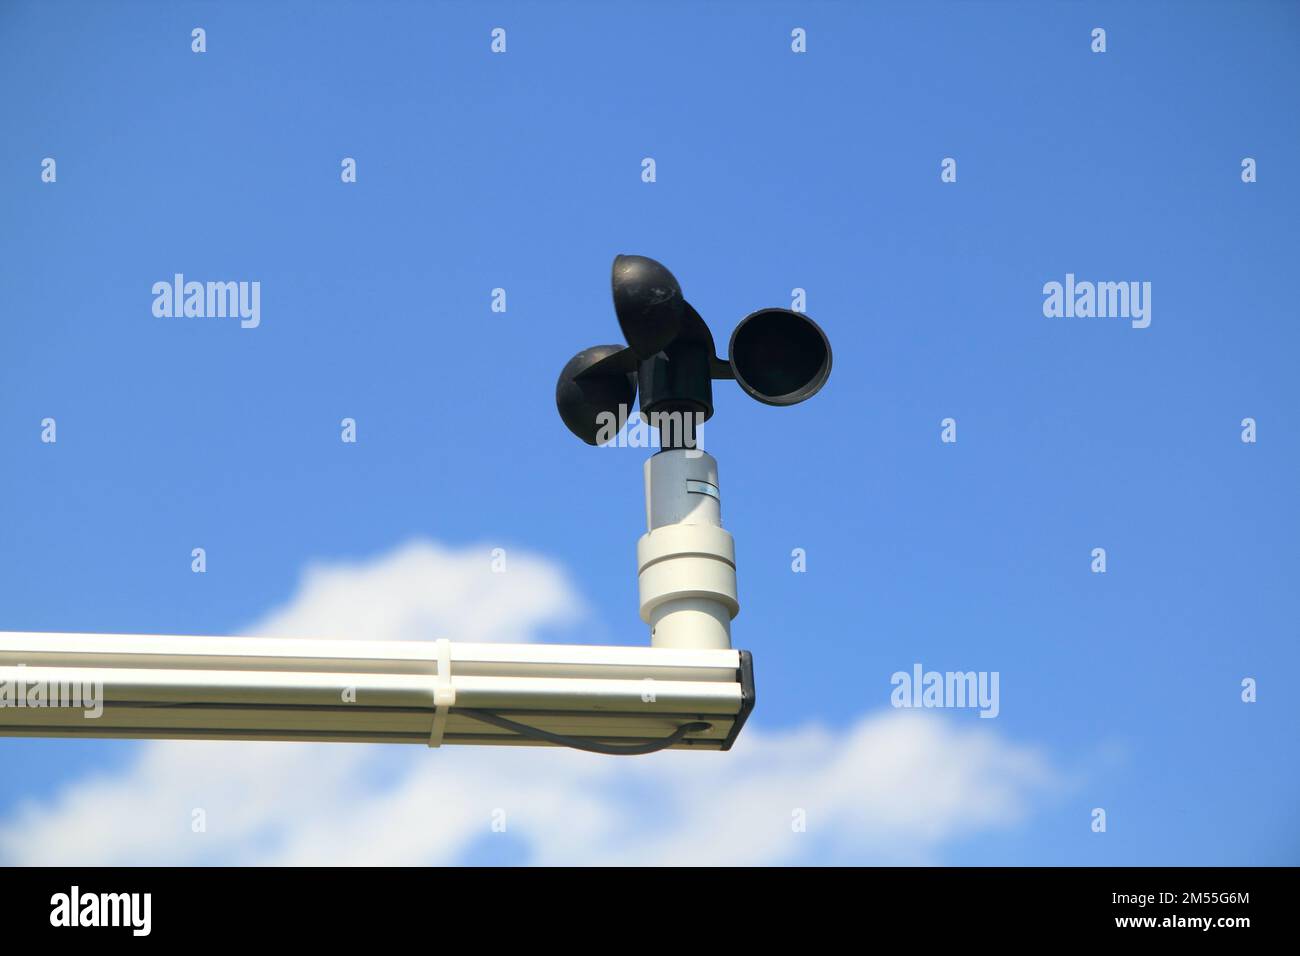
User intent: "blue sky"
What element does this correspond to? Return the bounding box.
[1,0,1297,865]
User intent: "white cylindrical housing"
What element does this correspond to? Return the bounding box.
[637,450,739,649]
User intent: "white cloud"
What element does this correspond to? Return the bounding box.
[247,539,585,644]
[0,540,1058,866]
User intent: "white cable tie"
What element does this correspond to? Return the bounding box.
[428,638,456,748]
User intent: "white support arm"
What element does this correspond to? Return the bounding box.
[0,631,754,751]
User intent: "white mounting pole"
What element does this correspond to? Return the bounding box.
[637,449,740,650]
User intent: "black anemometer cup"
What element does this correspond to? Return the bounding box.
[728,308,832,406]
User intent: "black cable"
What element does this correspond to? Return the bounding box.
[452,708,712,756]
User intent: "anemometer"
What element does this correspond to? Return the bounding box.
[0,255,831,754]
